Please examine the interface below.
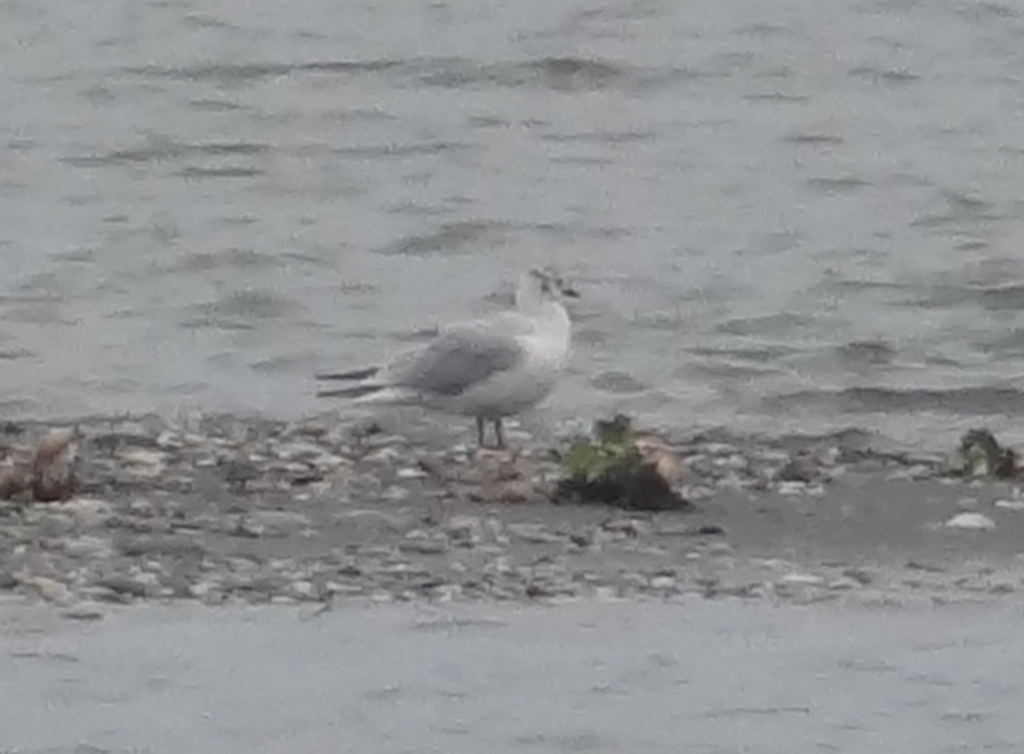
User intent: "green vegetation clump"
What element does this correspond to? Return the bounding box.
[947,428,1017,480]
[556,414,690,511]
[562,415,641,484]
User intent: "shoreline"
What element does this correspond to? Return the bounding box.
[1,411,1022,618]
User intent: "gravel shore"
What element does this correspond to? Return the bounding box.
[2,413,1022,617]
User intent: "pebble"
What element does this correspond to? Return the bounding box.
[777,482,809,496]
[117,448,168,477]
[62,536,114,560]
[26,576,71,604]
[398,535,449,555]
[154,431,182,449]
[247,510,312,535]
[60,601,106,621]
[289,580,319,601]
[364,447,402,464]
[506,523,565,544]
[994,499,1024,511]
[35,513,76,537]
[117,535,207,557]
[444,515,482,546]
[602,519,646,536]
[649,575,677,590]
[53,498,115,527]
[95,574,151,599]
[945,512,996,531]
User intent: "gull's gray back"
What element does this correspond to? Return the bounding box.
[392,326,524,397]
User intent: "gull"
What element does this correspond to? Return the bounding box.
[316,268,578,449]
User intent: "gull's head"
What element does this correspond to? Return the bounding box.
[516,267,580,309]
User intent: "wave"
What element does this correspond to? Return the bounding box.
[123,55,676,93]
[765,386,1024,416]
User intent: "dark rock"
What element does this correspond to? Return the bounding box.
[93,575,150,600]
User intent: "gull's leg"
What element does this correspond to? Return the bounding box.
[493,418,506,450]
[476,416,487,448]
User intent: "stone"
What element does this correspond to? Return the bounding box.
[649,575,677,590]
[398,535,449,555]
[26,575,71,603]
[506,523,564,544]
[60,602,106,621]
[444,515,482,546]
[53,497,115,528]
[945,512,996,531]
[994,499,1024,511]
[95,574,151,599]
[63,536,115,560]
[116,447,168,477]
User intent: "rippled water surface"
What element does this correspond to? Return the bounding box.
[4,0,1024,448]
[4,598,1024,754]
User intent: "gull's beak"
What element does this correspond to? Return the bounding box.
[561,285,581,299]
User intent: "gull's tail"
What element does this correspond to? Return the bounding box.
[315,366,384,399]
[315,367,380,382]
[316,384,387,399]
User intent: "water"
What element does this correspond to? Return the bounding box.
[3,0,1024,449]
[4,597,1024,753]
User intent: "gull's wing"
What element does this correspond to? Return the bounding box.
[390,323,525,398]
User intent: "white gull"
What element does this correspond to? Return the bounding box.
[315,268,577,448]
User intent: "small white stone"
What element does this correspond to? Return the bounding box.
[27,576,71,603]
[945,512,996,531]
[118,447,167,467]
[155,431,184,450]
[777,481,808,496]
[365,447,401,463]
[396,467,427,480]
[290,580,317,600]
[995,499,1024,511]
[594,586,622,601]
[650,575,677,590]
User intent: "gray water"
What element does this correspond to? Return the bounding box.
[4,0,1024,449]
[4,597,1024,754]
